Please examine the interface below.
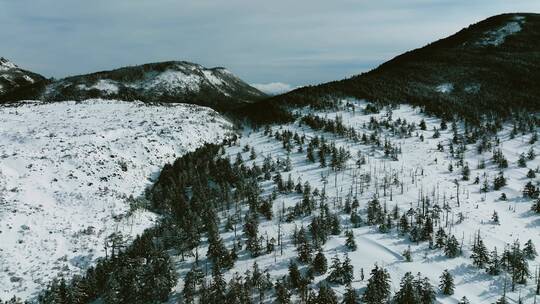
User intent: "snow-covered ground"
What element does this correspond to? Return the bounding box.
[0,99,232,299]
[170,100,540,303]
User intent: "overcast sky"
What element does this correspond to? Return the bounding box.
[1,1,539,92]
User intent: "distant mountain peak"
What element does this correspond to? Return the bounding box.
[37,60,266,110]
[0,57,18,71]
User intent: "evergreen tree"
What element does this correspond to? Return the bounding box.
[493,172,506,191]
[342,255,354,285]
[403,246,412,262]
[393,272,417,303]
[438,270,454,295]
[419,119,427,131]
[462,163,470,181]
[345,230,357,251]
[523,239,537,259]
[532,198,540,213]
[435,227,447,249]
[445,235,460,258]
[361,265,391,304]
[275,278,291,304]
[288,261,302,289]
[327,255,343,284]
[471,232,489,268]
[492,211,499,224]
[297,226,313,263]
[486,247,501,276]
[312,251,328,275]
[418,276,436,304]
[342,284,359,304]
[518,153,527,167]
[316,284,338,304]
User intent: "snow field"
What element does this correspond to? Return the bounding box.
[0,99,232,300]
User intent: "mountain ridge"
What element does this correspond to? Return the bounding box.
[0,60,266,111]
[241,13,540,123]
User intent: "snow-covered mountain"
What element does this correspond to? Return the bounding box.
[40,61,266,110]
[0,99,232,299]
[0,57,46,100]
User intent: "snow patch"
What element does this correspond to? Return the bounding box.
[435,83,453,94]
[77,80,119,95]
[21,75,35,84]
[478,16,525,46]
[202,70,224,87]
[144,70,202,92]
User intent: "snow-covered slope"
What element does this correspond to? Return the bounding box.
[0,99,232,299]
[41,61,266,110]
[0,57,46,99]
[167,100,540,303]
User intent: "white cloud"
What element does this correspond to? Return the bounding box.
[251,82,295,95]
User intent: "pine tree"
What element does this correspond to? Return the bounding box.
[351,210,363,228]
[486,247,501,276]
[275,278,291,304]
[492,211,500,224]
[312,251,328,275]
[288,261,302,289]
[528,147,536,160]
[458,296,470,304]
[317,284,338,304]
[327,255,343,284]
[524,239,537,259]
[307,144,315,162]
[419,119,427,130]
[403,246,412,262]
[439,270,454,295]
[532,198,540,213]
[342,255,354,285]
[523,181,539,199]
[297,227,313,263]
[393,272,417,303]
[462,163,470,181]
[399,214,410,233]
[342,284,359,304]
[345,230,357,251]
[419,276,436,304]
[435,227,447,249]
[361,265,391,304]
[518,153,527,167]
[471,232,489,268]
[493,172,506,190]
[445,235,460,258]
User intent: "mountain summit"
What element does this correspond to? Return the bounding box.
[1,60,266,110]
[249,13,540,122]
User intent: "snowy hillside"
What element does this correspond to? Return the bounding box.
[158,100,539,303]
[0,99,232,299]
